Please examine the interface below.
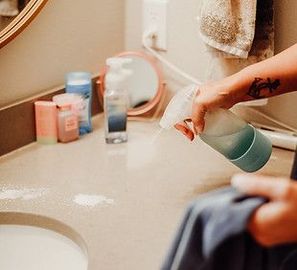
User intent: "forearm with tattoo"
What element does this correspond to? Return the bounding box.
[248,77,281,99]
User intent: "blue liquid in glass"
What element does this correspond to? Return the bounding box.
[108,113,127,133]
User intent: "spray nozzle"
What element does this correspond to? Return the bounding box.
[106,57,133,78]
[117,58,133,65]
[106,57,132,70]
[106,58,122,71]
[105,57,133,91]
[159,84,199,130]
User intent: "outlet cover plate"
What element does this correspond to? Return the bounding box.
[143,0,168,51]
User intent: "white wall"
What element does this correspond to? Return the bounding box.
[0,0,125,107]
[126,0,212,87]
[125,0,297,129]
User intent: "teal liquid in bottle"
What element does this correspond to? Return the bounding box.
[199,109,272,172]
[200,125,254,160]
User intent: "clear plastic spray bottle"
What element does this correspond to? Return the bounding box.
[160,85,272,172]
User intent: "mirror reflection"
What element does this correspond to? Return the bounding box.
[0,0,30,31]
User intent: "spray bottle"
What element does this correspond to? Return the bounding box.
[104,58,132,144]
[160,85,272,172]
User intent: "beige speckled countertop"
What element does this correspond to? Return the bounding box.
[0,115,295,270]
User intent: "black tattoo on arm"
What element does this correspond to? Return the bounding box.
[248,77,281,99]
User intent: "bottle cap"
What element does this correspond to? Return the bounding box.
[53,93,83,107]
[230,126,272,172]
[105,57,132,91]
[53,93,84,112]
[66,72,91,86]
[59,103,72,111]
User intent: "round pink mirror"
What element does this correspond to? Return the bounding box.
[98,51,165,117]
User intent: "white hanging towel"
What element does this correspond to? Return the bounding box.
[198,0,257,59]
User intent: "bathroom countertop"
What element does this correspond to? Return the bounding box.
[0,115,295,270]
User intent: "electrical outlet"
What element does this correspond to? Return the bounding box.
[143,0,168,51]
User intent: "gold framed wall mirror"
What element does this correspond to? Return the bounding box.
[0,0,48,48]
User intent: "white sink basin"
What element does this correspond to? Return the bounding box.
[0,213,88,270]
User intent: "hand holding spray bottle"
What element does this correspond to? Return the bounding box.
[160,85,272,172]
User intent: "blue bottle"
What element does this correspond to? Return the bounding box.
[66,72,92,135]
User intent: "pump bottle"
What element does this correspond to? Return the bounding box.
[104,58,131,144]
[160,85,272,172]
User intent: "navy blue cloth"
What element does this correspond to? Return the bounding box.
[162,187,297,270]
